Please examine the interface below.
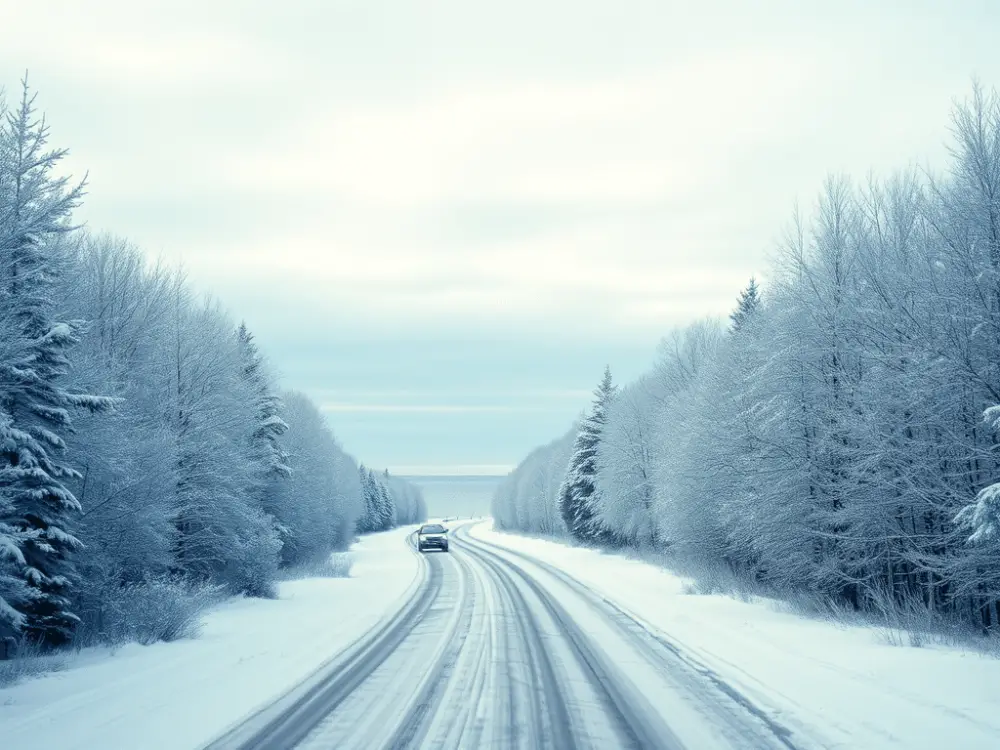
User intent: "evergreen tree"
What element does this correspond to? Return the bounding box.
[729,277,761,333]
[376,475,395,530]
[236,322,290,510]
[558,366,616,543]
[958,406,1000,543]
[364,468,375,531]
[0,80,113,645]
[0,415,32,640]
[353,467,407,533]
[355,465,375,533]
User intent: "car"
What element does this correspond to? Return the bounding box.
[417,523,449,553]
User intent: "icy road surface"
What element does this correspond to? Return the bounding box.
[206,523,797,750]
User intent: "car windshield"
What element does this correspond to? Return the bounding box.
[421,524,445,534]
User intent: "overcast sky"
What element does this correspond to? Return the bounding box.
[3,1,999,474]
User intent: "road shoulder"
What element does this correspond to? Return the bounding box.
[0,527,421,750]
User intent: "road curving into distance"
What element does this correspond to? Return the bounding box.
[203,523,806,750]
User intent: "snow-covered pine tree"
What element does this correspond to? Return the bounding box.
[352,467,402,534]
[0,415,32,641]
[383,469,406,525]
[594,375,661,547]
[371,469,385,531]
[364,467,376,532]
[957,405,1000,543]
[729,277,761,333]
[0,80,113,646]
[355,465,375,533]
[377,471,395,530]
[236,322,290,511]
[558,366,616,544]
[369,469,382,531]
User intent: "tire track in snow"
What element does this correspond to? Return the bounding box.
[458,540,575,750]
[203,532,440,750]
[459,526,803,750]
[207,523,804,750]
[390,533,566,749]
[293,547,471,749]
[452,528,684,750]
[385,548,481,749]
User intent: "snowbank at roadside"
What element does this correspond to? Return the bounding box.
[470,521,1000,750]
[0,527,420,750]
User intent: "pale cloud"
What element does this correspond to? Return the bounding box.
[4,4,285,89]
[71,32,279,87]
[215,51,815,209]
[179,212,769,336]
[4,1,1000,471]
[68,31,966,339]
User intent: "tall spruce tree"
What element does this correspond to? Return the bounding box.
[356,464,374,533]
[558,366,616,543]
[0,80,113,645]
[376,474,394,530]
[729,277,761,333]
[0,414,32,641]
[236,322,290,511]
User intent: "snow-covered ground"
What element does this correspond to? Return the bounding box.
[0,527,421,750]
[470,521,1000,750]
[5,520,997,750]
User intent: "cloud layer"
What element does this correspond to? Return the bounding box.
[4,1,1000,471]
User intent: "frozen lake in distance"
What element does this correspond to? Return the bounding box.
[403,475,503,519]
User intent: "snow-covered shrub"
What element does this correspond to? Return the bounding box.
[0,640,69,688]
[75,576,223,647]
[224,510,283,600]
[324,553,353,578]
[281,552,354,580]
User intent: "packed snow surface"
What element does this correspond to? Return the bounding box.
[470,521,1000,750]
[0,527,420,750]
[2,520,997,750]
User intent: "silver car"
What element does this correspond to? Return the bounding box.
[417,523,449,552]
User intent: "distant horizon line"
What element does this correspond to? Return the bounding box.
[400,475,508,481]
[390,464,513,478]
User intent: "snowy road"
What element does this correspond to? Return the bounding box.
[205,523,800,750]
